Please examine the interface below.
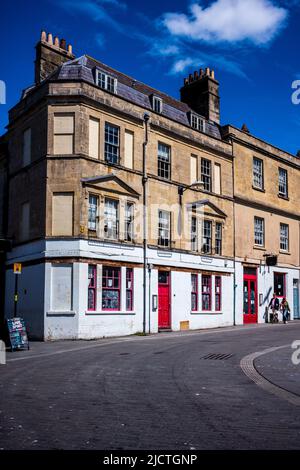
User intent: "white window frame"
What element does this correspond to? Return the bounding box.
[190,113,205,132]
[152,96,163,114]
[158,210,171,248]
[191,215,198,252]
[104,198,119,240]
[253,157,264,190]
[278,168,288,198]
[280,223,289,251]
[254,217,264,246]
[88,194,99,231]
[96,70,117,94]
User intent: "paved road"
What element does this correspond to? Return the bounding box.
[1,323,300,450]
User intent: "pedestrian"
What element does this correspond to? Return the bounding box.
[280,297,290,324]
[268,293,279,323]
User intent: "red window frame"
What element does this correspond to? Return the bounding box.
[202,275,212,311]
[191,274,198,311]
[88,265,97,311]
[215,276,222,312]
[126,268,134,311]
[102,266,121,311]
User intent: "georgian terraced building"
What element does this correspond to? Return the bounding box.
[0,31,299,340]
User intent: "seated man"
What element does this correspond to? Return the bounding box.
[268,293,279,323]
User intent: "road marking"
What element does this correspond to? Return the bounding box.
[240,345,300,406]
[6,322,299,363]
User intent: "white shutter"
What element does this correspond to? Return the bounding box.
[23,128,31,167]
[124,130,134,169]
[52,193,73,236]
[54,114,74,133]
[89,117,100,159]
[20,202,30,240]
[51,264,73,311]
[214,163,221,195]
[190,155,197,184]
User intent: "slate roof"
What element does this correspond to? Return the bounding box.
[51,55,222,140]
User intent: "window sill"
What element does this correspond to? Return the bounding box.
[252,185,265,193]
[278,194,289,201]
[85,311,136,316]
[190,311,223,315]
[279,250,291,255]
[253,245,266,251]
[47,311,76,317]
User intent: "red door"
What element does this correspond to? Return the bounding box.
[158,271,171,329]
[243,269,258,324]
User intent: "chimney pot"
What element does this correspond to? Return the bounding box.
[205,67,210,76]
[189,73,193,83]
[60,39,66,50]
[211,69,215,79]
[54,36,59,47]
[199,68,204,78]
[194,71,199,80]
[67,44,73,55]
[41,30,47,42]
[47,33,53,45]
[184,77,189,86]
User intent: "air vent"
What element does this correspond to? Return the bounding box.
[201,353,233,360]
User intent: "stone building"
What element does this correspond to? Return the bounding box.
[0,31,299,340]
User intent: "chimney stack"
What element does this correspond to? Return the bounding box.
[180,67,220,124]
[35,29,75,84]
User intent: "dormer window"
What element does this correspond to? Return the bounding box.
[152,95,163,114]
[190,113,205,133]
[96,70,117,93]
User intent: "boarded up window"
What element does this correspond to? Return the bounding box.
[52,193,73,236]
[53,114,74,155]
[23,128,31,167]
[51,264,73,311]
[214,163,221,195]
[89,117,100,159]
[124,130,134,169]
[190,155,198,184]
[20,202,30,241]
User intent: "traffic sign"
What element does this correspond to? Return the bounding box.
[13,263,22,274]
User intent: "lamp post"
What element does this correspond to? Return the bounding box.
[177,181,204,238]
[142,113,150,334]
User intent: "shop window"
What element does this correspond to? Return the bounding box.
[202,275,212,311]
[191,274,198,311]
[88,265,97,311]
[102,266,121,310]
[215,276,222,311]
[126,268,134,311]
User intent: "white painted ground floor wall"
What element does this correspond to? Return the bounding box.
[4,239,235,340]
[235,261,299,325]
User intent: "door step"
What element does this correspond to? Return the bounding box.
[158,328,172,333]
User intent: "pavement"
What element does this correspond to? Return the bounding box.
[1,322,300,450]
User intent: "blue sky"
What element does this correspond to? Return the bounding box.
[1,0,300,154]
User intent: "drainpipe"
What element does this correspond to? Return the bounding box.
[231,136,237,326]
[143,113,150,334]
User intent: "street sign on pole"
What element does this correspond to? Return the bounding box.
[13,263,22,317]
[13,263,22,274]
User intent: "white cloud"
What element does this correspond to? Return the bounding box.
[170,53,247,78]
[172,58,194,73]
[163,0,288,45]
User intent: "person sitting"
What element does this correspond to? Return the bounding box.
[268,293,279,323]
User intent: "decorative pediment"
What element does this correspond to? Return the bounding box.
[186,199,227,219]
[81,173,140,199]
